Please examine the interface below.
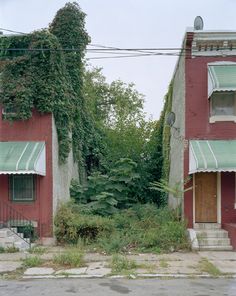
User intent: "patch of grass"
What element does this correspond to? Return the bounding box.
[22,256,43,268]
[198,258,222,277]
[52,249,84,268]
[0,247,5,253]
[137,262,156,273]
[5,246,19,253]
[110,254,137,274]
[28,246,46,255]
[0,246,19,253]
[159,258,169,268]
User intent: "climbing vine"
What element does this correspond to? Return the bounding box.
[0,3,102,177]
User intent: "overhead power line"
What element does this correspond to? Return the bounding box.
[0,27,26,35]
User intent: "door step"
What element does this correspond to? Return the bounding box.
[194,223,221,230]
[193,224,233,251]
[0,228,30,250]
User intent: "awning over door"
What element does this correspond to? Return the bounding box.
[0,142,46,175]
[208,62,236,97]
[189,140,236,174]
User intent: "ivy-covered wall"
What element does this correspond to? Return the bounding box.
[0,3,102,180]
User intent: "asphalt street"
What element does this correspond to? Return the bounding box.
[0,278,236,296]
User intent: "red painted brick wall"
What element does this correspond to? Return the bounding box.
[0,108,53,238]
[183,33,236,225]
[221,173,236,224]
[222,224,236,250]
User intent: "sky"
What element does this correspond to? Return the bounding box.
[1,0,236,120]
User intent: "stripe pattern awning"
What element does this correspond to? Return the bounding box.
[189,140,236,174]
[208,62,236,97]
[0,142,46,175]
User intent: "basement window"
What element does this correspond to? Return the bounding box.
[9,175,35,202]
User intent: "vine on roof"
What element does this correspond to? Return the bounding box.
[0,2,102,175]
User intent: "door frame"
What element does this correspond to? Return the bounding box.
[193,172,221,225]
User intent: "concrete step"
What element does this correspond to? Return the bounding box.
[0,229,12,238]
[0,227,30,251]
[194,223,221,230]
[199,245,233,251]
[14,240,30,250]
[195,229,229,238]
[198,238,231,246]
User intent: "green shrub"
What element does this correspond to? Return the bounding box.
[97,233,129,254]
[54,204,113,243]
[53,249,84,267]
[54,203,189,253]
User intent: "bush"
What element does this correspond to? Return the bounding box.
[54,203,114,243]
[54,203,189,253]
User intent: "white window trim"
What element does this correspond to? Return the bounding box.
[210,115,236,123]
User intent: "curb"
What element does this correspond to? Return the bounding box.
[22,273,236,280]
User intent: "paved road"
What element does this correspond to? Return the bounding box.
[0,278,236,296]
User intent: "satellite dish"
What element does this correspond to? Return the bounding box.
[194,16,204,30]
[166,112,176,127]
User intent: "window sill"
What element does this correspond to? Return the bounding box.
[209,115,236,123]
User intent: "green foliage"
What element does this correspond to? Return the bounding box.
[0,3,102,174]
[54,203,113,243]
[28,246,46,255]
[146,82,173,205]
[150,177,193,218]
[52,249,84,267]
[110,254,137,274]
[55,203,189,253]
[22,256,43,268]
[71,158,140,215]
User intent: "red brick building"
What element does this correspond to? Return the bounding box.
[0,108,78,244]
[169,21,236,250]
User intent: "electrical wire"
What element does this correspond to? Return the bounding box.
[0,27,26,35]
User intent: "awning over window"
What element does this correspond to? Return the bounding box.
[0,142,46,175]
[208,62,236,97]
[189,140,236,174]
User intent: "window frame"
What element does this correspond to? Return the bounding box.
[209,91,236,123]
[9,175,36,203]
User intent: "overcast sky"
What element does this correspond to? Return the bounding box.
[1,0,236,119]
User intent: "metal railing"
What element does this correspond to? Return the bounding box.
[0,200,33,247]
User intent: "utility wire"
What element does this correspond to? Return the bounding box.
[0,27,26,35]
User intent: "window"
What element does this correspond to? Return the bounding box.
[210,91,236,122]
[9,175,35,202]
[2,106,17,118]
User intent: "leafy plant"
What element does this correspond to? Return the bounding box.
[150,177,192,219]
[70,158,140,214]
[54,203,113,243]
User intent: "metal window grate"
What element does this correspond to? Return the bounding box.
[10,175,35,201]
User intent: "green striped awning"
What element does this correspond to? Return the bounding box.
[0,142,46,175]
[189,140,236,174]
[208,63,236,97]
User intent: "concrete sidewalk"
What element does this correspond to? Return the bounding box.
[0,249,235,279]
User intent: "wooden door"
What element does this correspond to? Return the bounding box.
[195,172,217,223]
